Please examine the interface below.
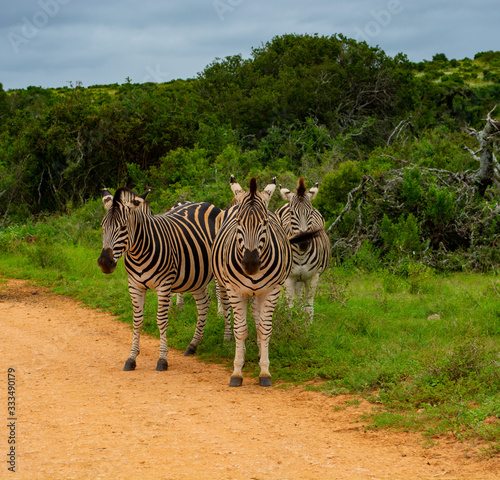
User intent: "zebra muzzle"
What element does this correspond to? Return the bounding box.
[242,249,261,276]
[97,248,116,274]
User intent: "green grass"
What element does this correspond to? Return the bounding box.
[2,220,500,454]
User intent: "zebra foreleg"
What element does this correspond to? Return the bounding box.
[184,288,211,356]
[255,287,281,386]
[229,293,249,387]
[251,295,262,358]
[304,273,320,322]
[215,280,225,317]
[284,277,297,308]
[155,287,172,371]
[295,280,305,304]
[124,285,147,371]
[175,293,184,311]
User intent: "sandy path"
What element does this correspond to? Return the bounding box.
[1,278,499,480]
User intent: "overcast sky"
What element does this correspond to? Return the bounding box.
[1,0,498,90]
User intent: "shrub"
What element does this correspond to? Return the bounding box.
[314,160,364,219]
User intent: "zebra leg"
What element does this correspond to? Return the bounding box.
[296,281,305,304]
[184,288,211,356]
[284,277,296,308]
[304,273,320,322]
[255,287,281,387]
[215,280,224,317]
[175,293,184,311]
[124,284,147,371]
[155,286,173,371]
[218,282,233,342]
[229,291,249,387]
[251,295,262,358]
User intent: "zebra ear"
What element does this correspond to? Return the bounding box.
[261,177,277,205]
[139,187,152,200]
[308,182,319,200]
[230,175,246,201]
[279,184,293,201]
[102,189,113,210]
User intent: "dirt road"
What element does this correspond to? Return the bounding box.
[2,278,499,479]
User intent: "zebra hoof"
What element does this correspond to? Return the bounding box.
[259,377,272,387]
[184,345,197,356]
[156,359,168,371]
[229,377,243,387]
[123,359,136,371]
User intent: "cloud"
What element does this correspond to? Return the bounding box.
[1,0,498,90]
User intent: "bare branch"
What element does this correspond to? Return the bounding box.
[327,175,380,234]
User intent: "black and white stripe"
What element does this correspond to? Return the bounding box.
[276,178,330,319]
[212,176,293,387]
[98,187,228,371]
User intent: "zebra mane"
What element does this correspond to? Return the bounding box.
[109,187,152,217]
[249,178,257,200]
[112,187,133,208]
[296,177,306,198]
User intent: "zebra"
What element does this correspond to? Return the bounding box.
[97,187,231,371]
[212,176,321,387]
[168,201,225,317]
[276,177,331,319]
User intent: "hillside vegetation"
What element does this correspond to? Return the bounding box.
[1,35,499,269]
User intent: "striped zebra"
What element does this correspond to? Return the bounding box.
[213,176,321,387]
[276,178,330,319]
[97,187,230,371]
[169,201,225,317]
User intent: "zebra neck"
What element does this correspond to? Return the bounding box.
[126,211,151,254]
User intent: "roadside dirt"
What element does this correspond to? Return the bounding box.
[2,277,500,480]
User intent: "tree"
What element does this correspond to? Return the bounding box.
[466,106,500,196]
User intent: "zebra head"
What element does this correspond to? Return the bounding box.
[97,187,151,274]
[279,178,321,251]
[231,175,276,277]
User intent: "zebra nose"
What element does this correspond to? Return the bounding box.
[97,248,116,274]
[296,229,311,252]
[242,249,261,276]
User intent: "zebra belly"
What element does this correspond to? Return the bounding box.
[290,262,316,282]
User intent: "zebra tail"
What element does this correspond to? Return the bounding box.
[289,228,324,245]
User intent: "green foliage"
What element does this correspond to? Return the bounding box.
[401,167,424,209]
[425,185,456,224]
[314,160,364,218]
[380,213,426,259]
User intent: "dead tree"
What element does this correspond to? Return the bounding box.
[466,106,500,196]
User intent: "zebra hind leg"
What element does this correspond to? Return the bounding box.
[155,286,173,371]
[184,288,211,356]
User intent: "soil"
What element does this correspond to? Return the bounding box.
[2,277,500,480]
